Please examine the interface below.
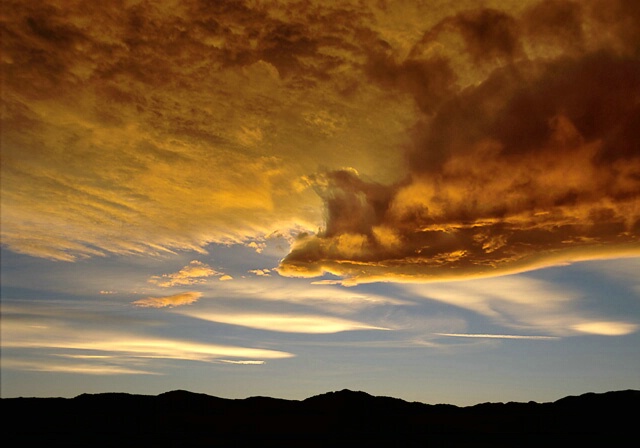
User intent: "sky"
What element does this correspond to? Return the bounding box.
[1,0,639,405]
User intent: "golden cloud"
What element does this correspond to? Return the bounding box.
[132,291,202,308]
[2,0,639,283]
[148,261,221,287]
[1,0,415,261]
[1,313,295,374]
[175,310,390,334]
[279,1,640,283]
[571,321,639,336]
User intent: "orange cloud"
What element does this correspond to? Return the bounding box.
[1,0,415,261]
[279,1,640,284]
[2,0,639,285]
[175,310,390,334]
[132,291,202,308]
[149,261,222,287]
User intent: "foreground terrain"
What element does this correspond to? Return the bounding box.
[3,389,638,446]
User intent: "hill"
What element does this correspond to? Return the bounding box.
[2,389,638,446]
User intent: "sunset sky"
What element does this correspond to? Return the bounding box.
[1,0,639,405]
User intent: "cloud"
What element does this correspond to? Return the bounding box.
[191,276,409,315]
[279,0,640,283]
[2,0,638,286]
[148,261,222,287]
[571,321,639,336]
[218,359,265,365]
[0,359,157,376]
[132,291,202,308]
[246,241,266,253]
[1,308,295,374]
[1,0,415,261]
[434,333,559,340]
[175,310,390,334]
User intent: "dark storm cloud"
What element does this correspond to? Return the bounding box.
[279,0,640,283]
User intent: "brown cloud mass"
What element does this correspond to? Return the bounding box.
[2,0,639,282]
[279,0,640,282]
[2,0,414,259]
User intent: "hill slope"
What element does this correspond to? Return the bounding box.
[3,389,638,447]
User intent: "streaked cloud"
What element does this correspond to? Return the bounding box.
[404,275,639,337]
[218,360,265,365]
[3,319,294,362]
[0,359,157,376]
[192,276,409,314]
[132,291,202,309]
[74,338,293,362]
[175,310,390,334]
[1,303,295,375]
[1,0,415,262]
[435,333,559,340]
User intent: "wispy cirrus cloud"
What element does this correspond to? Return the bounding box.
[186,276,409,315]
[404,275,639,337]
[434,333,559,340]
[1,308,294,375]
[175,309,390,334]
[0,358,158,376]
[218,359,265,365]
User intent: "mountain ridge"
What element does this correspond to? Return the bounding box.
[3,389,638,446]
[19,386,637,407]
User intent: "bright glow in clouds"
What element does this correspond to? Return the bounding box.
[175,310,390,334]
[405,275,638,337]
[571,322,639,336]
[132,292,202,308]
[2,0,638,283]
[1,314,294,374]
[1,359,157,376]
[149,261,223,287]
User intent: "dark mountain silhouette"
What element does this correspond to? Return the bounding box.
[2,389,637,447]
